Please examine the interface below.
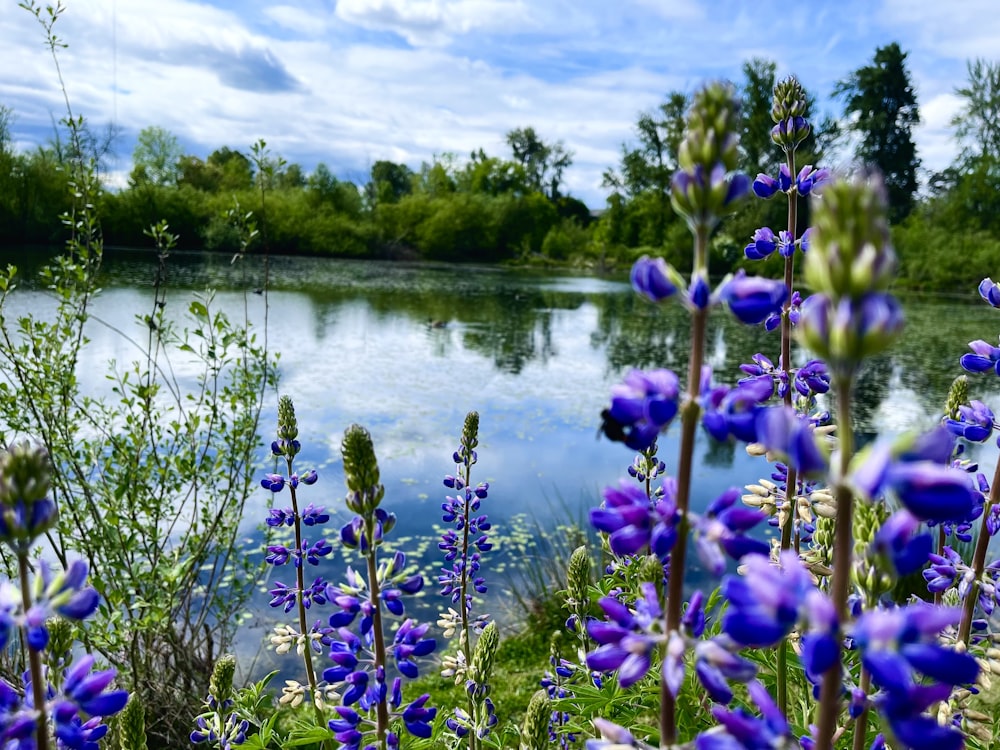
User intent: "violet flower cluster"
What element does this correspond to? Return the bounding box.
[437,412,500,749]
[0,442,128,750]
[322,423,437,747]
[584,75,995,750]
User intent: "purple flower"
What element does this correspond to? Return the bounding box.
[701,371,773,444]
[794,359,830,397]
[960,338,1000,376]
[979,277,1000,308]
[720,272,788,326]
[630,255,678,302]
[798,293,904,377]
[586,583,662,688]
[752,173,779,199]
[690,488,768,576]
[851,605,979,694]
[693,637,758,704]
[879,683,966,750]
[754,406,828,478]
[744,227,778,260]
[590,481,680,562]
[721,551,814,648]
[945,400,994,442]
[796,165,830,196]
[603,369,681,451]
[695,680,794,749]
[872,510,932,578]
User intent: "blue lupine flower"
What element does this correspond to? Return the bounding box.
[960,338,1000,376]
[696,680,794,749]
[701,371,773,444]
[720,272,788,326]
[871,510,932,578]
[402,694,436,738]
[752,172,779,199]
[693,636,758,704]
[877,683,965,750]
[851,429,979,524]
[794,359,830,397]
[690,488,768,576]
[745,227,797,261]
[851,605,979,695]
[631,255,678,302]
[754,406,828,478]
[603,369,681,451]
[590,481,680,561]
[721,551,814,648]
[392,619,436,678]
[945,400,995,442]
[770,290,804,332]
[795,165,830,196]
[586,583,663,688]
[978,277,1000,308]
[59,654,130,718]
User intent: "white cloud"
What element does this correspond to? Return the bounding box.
[334,0,529,46]
[1,0,991,207]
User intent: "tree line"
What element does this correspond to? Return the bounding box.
[1,44,998,291]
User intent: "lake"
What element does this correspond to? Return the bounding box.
[3,247,999,677]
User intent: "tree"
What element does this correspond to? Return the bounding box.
[953,58,1000,166]
[835,43,920,221]
[366,160,414,206]
[601,92,687,246]
[0,105,13,156]
[207,147,254,191]
[505,126,573,199]
[130,125,182,186]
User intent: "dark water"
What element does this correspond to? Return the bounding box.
[4,247,999,677]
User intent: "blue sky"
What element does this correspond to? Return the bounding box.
[1,0,994,206]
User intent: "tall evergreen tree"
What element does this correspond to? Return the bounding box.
[835,42,920,221]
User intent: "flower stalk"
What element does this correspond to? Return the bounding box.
[957,456,1000,644]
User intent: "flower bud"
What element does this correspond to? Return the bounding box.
[460,411,479,463]
[209,654,237,707]
[798,293,903,380]
[341,425,384,513]
[672,83,749,230]
[471,621,499,689]
[804,172,896,300]
[0,441,58,549]
[944,375,970,422]
[277,395,299,442]
[771,76,809,123]
[770,116,811,150]
[521,690,551,750]
[566,545,591,611]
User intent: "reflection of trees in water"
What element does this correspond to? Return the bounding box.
[94,252,998,422]
[589,293,775,380]
[851,356,893,433]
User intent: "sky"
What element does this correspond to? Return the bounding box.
[1,0,995,207]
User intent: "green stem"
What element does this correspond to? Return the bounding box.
[459,456,478,750]
[815,379,855,750]
[661,224,710,749]
[366,526,390,748]
[19,551,50,750]
[776,145,799,717]
[287,473,323,726]
[851,668,871,750]
[958,456,1000,644]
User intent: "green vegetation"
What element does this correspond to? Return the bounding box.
[1,46,998,291]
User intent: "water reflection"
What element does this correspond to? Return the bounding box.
[3,247,1000,674]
